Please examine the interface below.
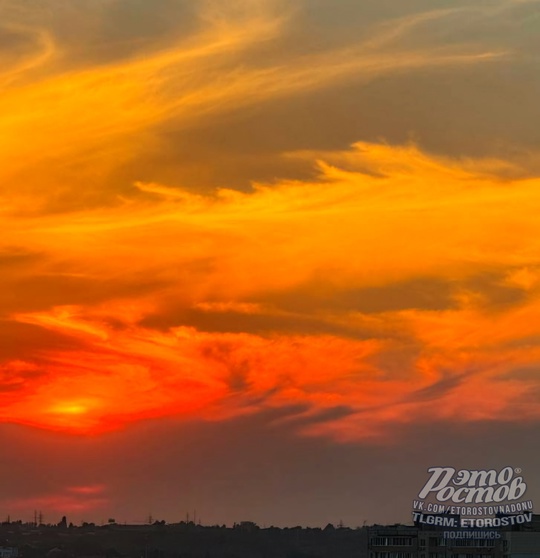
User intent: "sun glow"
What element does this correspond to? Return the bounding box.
[50,403,89,416]
[31,400,108,432]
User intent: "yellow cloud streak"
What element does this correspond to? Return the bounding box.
[7,143,539,300]
[0,2,507,210]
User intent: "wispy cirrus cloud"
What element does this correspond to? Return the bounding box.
[0,0,511,212]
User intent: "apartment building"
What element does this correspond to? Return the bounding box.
[368,516,540,558]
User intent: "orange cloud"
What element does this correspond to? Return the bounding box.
[1,0,539,442]
[0,142,539,439]
[0,0,508,212]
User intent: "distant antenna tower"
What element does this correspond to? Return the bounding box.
[148,513,153,524]
[38,511,43,525]
[34,510,37,526]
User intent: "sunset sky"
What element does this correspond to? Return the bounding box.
[1,0,540,527]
